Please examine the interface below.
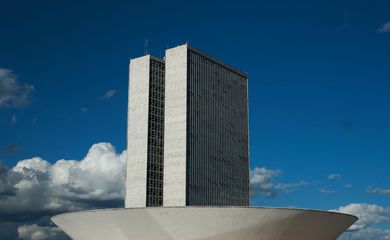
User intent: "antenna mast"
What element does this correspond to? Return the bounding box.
[144,39,148,55]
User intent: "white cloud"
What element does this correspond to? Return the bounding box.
[250,167,308,198]
[367,187,390,195]
[80,107,88,112]
[250,167,280,197]
[0,143,125,239]
[102,89,117,99]
[0,142,126,219]
[378,22,390,33]
[275,181,309,193]
[0,68,34,108]
[332,203,390,240]
[340,228,390,240]
[344,184,353,188]
[328,173,341,180]
[333,203,390,230]
[319,187,334,194]
[18,224,67,240]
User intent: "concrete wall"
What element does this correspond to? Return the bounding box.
[163,45,188,206]
[125,55,150,208]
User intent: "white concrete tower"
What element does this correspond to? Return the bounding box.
[125,55,150,208]
[126,55,165,208]
[125,45,249,208]
[163,45,188,206]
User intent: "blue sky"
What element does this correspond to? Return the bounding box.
[0,0,390,239]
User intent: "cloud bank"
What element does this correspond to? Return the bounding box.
[0,142,126,239]
[1,144,389,240]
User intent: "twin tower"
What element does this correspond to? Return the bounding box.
[125,44,250,208]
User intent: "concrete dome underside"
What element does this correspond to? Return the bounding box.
[52,207,357,240]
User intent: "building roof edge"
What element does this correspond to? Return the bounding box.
[183,44,248,78]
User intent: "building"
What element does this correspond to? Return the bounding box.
[126,55,165,207]
[164,45,249,206]
[53,44,358,240]
[125,44,249,208]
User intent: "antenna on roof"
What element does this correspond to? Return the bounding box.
[144,39,148,55]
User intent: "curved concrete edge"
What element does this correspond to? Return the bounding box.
[52,206,358,220]
[52,207,358,240]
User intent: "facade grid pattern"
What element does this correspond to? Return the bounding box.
[186,49,249,206]
[146,58,165,207]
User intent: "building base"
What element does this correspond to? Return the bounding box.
[52,207,357,240]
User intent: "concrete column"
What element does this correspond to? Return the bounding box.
[163,45,188,206]
[125,55,150,208]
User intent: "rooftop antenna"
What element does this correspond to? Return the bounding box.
[144,39,148,55]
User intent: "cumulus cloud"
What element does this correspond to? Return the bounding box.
[0,142,126,238]
[250,167,308,198]
[101,89,117,99]
[333,203,390,230]
[250,167,280,197]
[378,22,390,33]
[367,187,390,195]
[333,203,390,240]
[0,68,34,108]
[328,173,341,180]
[0,143,126,219]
